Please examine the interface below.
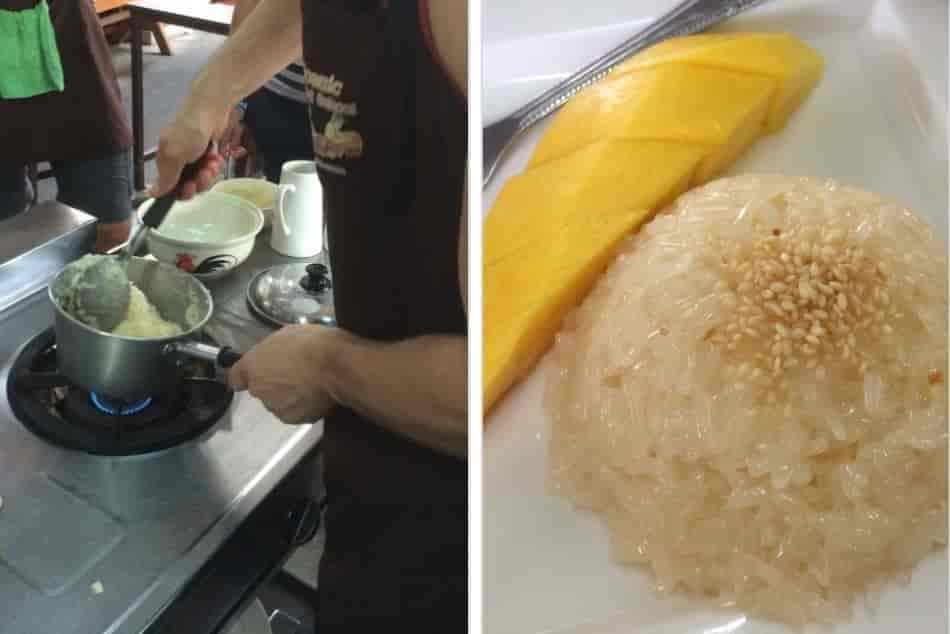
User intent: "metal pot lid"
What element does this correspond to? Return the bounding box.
[246,262,336,327]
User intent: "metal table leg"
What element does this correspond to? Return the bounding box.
[131,15,146,193]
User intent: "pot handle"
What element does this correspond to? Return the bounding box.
[276,183,295,236]
[217,347,243,368]
[165,341,243,368]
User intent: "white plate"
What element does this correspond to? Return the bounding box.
[482,2,949,633]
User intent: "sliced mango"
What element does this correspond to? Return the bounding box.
[483,33,823,413]
[615,32,824,132]
[483,140,704,412]
[485,206,647,410]
[529,65,775,184]
[487,140,704,266]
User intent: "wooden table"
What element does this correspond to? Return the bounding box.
[128,0,232,192]
[97,0,173,56]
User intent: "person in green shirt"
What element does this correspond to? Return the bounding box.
[0,0,133,253]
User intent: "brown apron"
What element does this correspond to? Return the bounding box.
[0,0,131,162]
[300,0,467,629]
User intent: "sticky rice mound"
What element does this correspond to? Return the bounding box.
[546,175,948,624]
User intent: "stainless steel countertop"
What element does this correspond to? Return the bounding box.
[0,206,324,634]
[0,202,96,311]
[0,202,94,265]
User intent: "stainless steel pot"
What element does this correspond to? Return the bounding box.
[49,257,241,401]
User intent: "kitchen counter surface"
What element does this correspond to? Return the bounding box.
[0,208,325,634]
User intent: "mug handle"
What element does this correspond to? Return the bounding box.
[277,184,296,236]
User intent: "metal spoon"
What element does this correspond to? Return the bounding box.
[73,151,210,331]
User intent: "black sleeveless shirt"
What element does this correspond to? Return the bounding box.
[300,0,467,628]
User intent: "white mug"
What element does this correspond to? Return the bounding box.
[272,160,324,258]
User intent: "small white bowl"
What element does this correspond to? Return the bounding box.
[211,178,278,228]
[139,191,264,280]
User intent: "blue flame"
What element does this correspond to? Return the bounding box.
[89,393,153,416]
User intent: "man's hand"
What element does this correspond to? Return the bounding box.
[228,324,337,424]
[220,106,250,161]
[151,92,228,201]
[226,322,465,457]
[148,0,302,199]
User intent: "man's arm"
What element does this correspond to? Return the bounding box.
[192,0,301,120]
[323,334,467,458]
[428,0,467,98]
[230,325,468,458]
[153,0,301,196]
[230,0,261,32]
[428,0,468,313]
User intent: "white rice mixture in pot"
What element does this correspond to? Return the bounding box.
[111,284,183,338]
[546,175,948,624]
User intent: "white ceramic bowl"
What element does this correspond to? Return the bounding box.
[140,191,264,280]
[211,178,278,228]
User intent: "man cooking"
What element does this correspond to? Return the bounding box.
[152,0,467,630]
[0,0,133,253]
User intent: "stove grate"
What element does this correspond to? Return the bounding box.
[7,329,234,456]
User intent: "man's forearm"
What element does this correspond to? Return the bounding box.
[192,0,301,111]
[324,333,468,459]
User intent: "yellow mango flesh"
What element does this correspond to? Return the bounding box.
[615,32,824,132]
[485,206,647,410]
[484,33,823,413]
[486,140,703,266]
[484,140,704,412]
[529,65,775,184]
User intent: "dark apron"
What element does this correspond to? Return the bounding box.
[0,0,131,162]
[300,0,467,629]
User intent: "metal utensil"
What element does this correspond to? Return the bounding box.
[74,147,212,331]
[482,0,769,186]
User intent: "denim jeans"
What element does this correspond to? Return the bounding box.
[245,88,315,183]
[0,150,132,223]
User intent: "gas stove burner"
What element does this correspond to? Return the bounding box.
[90,393,154,416]
[7,329,234,456]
